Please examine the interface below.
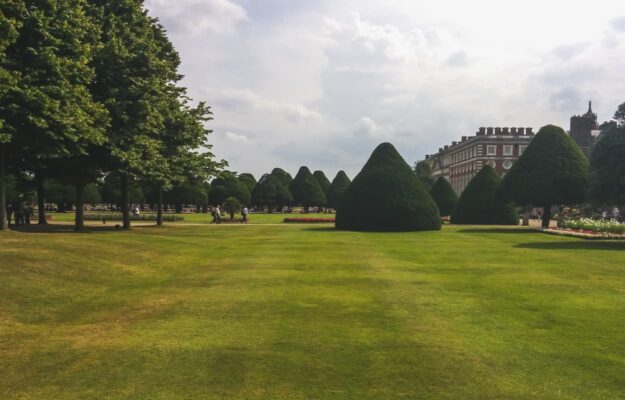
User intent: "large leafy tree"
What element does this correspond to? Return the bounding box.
[451,166,517,225]
[251,173,293,211]
[271,168,293,188]
[414,159,435,190]
[337,143,440,231]
[1,0,108,230]
[238,173,257,192]
[290,166,327,208]
[429,177,458,217]
[590,126,625,205]
[326,171,351,209]
[164,180,208,213]
[498,125,589,228]
[89,0,175,229]
[614,102,625,127]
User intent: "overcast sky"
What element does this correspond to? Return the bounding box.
[144,0,625,180]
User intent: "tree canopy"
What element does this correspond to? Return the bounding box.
[336,143,441,232]
[271,168,293,188]
[429,177,458,217]
[451,166,517,225]
[590,126,625,205]
[614,102,625,127]
[326,171,351,209]
[238,173,257,192]
[290,167,327,208]
[414,160,435,190]
[313,170,331,194]
[497,125,589,228]
[252,174,293,209]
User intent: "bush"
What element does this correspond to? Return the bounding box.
[336,142,441,231]
[83,213,183,222]
[452,166,518,225]
[326,171,351,209]
[429,177,458,217]
[562,218,625,234]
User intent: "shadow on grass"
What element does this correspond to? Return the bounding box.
[515,241,625,251]
[8,223,121,234]
[457,228,538,234]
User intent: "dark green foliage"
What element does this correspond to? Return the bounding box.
[209,186,227,206]
[614,102,625,127]
[223,197,242,214]
[252,174,293,208]
[271,168,293,188]
[429,177,458,217]
[336,143,441,231]
[223,176,251,205]
[414,160,435,189]
[238,173,257,192]
[313,171,331,194]
[497,125,589,228]
[452,166,517,225]
[99,174,144,204]
[590,126,625,205]
[290,167,327,207]
[164,181,208,206]
[326,171,351,209]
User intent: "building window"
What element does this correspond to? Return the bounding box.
[519,145,527,154]
[487,145,497,156]
[503,145,513,156]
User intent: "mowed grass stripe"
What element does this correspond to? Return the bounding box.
[1,225,625,399]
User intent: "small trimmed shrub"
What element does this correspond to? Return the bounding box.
[336,142,441,232]
[452,166,518,225]
[429,177,458,217]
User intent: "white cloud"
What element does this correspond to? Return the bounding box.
[143,0,625,178]
[225,131,249,143]
[145,0,247,35]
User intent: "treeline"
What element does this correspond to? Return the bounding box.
[0,0,223,231]
[204,168,351,213]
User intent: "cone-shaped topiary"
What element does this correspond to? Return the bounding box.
[290,166,327,207]
[326,171,351,209]
[313,170,331,194]
[429,177,458,217]
[271,168,293,188]
[452,165,518,225]
[336,143,441,231]
[497,125,589,228]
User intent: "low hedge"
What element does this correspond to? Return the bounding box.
[83,214,184,222]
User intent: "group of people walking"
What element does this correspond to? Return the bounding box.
[6,203,34,226]
[211,206,249,224]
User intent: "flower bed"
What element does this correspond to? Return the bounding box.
[539,219,625,240]
[542,228,625,240]
[283,218,336,223]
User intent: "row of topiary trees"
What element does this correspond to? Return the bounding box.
[336,122,618,232]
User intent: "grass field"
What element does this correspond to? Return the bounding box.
[1,224,625,399]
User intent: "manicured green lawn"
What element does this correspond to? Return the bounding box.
[1,225,625,399]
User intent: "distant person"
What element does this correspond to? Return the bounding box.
[212,206,221,224]
[15,203,24,226]
[613,207,621,220]
[241,207,249,223]
[7,203,13,226]
[24,205,32,225]
[133,206,140,217]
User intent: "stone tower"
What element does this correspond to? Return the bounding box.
[570,101,597,157]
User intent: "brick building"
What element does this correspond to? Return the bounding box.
[425,127,535,195]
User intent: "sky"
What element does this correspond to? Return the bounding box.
[144,0,625,180]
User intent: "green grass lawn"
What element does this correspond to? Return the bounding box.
[1,224,625,399]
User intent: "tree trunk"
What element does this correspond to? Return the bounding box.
[0,144,8,231]
[120,173,131,230]
[35,172,47,225]
[542,204,552,229]
[75,184,85,232]
[156,187,163,226]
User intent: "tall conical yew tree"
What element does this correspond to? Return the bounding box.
[290,166,327,208]
[271,168,293,188]
[590,126,625,205]
[429,177,458,217]
[326,171,351,209]
[313,170,331,194]
[336,143,441,231]
[238,173,257,192]
[497,125,589,228]
[451,166,517,225]
[252,173,293,211]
